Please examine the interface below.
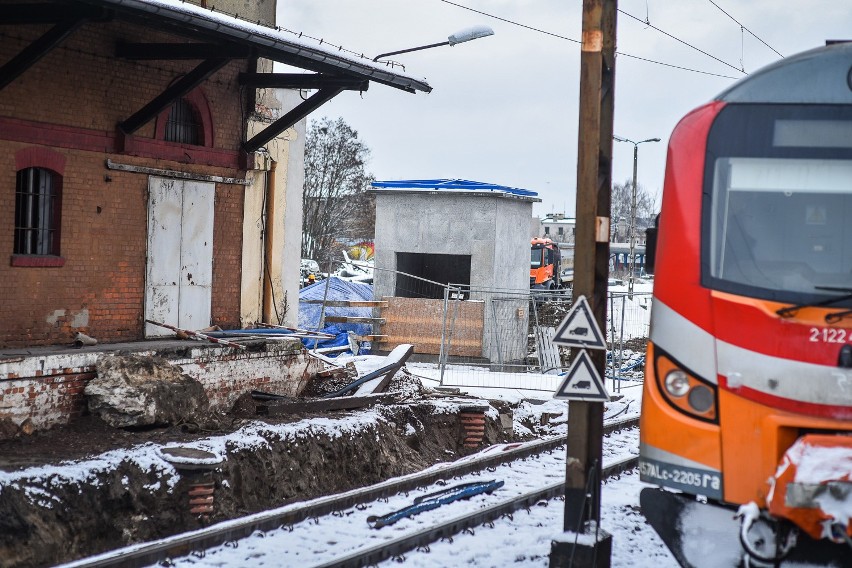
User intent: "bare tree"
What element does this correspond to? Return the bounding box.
[611,179,657,241]
[302,117,374,268]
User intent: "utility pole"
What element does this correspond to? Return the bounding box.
[550,0,616,566]
[629,143,638,299]
[614,135,659,298]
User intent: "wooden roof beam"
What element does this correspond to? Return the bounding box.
[116,42,252,60]
[0,18,86,91]
[243,86,344,153]
[238,72,368,91]
[119,57,229,135]
[0,3,106,25]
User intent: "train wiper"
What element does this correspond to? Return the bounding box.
[826,309,852,324]
[775,286,852,318]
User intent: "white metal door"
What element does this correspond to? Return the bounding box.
[145,177,214,337]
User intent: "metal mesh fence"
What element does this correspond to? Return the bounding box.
[605,292,652,393]
[433,286,651,393]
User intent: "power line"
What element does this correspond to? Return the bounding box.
[618,8,746,73]
[437,0,740,79]
[618,51,738,79]
[705,0,783,58]
[437,0,580,44]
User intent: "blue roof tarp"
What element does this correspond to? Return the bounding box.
[371,178,538,198]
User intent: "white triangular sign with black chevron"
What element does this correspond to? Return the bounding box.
[553,350,610,402]
[551,295,606,350]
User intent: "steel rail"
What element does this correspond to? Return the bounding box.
[63,417,638,568]
[312,454,640,568]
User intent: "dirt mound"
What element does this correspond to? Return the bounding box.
[0,376,518,568]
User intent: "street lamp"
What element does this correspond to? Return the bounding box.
[373,25,494,62]
[613,135,660,298]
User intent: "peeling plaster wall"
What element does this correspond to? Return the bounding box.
[240,169,267,327]
[0,341,321,438]
[279,89,307,327]
[240,86,305,328]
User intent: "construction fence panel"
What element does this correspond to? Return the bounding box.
[605,292,652,393]
[436,287,652,394]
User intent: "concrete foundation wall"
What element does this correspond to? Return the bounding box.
[0,341,320,438]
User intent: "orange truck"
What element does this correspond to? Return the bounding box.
[530,238,561,289]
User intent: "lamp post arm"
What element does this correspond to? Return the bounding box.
[373,41,450,61]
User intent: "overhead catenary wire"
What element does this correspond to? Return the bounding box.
[706,0,783,57]
[436,0,741,80]
[618,7,746,74]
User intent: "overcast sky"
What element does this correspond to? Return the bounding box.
[277,0,852,217]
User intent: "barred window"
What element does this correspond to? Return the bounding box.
[14,167,61,255]
[164,98,203,145]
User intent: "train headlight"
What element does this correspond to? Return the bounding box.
[687,384,714,413]
[664,371,690,397]
[653,347,718,423]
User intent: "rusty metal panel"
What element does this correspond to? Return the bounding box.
[378,297,483,356]
[145,177,182,337]
[178,180,214,331]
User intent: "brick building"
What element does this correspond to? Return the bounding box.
[0,0,430,348]
[0,0,430,436]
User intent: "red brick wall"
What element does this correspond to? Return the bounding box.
[0,17,249,347]
[212,183,244,330]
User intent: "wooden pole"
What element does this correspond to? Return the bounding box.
[262,159,278,323]
[144,320,248,350]
[564,0,617,540]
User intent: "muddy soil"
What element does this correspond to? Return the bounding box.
[0,372,521,568]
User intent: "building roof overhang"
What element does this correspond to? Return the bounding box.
[0,0,432,155]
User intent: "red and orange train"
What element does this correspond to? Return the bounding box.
[640,42,852,565]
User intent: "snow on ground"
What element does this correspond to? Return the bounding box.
[19,351,653,568]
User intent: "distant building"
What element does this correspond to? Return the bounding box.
[532,213,575,272]
[534,213,576,244]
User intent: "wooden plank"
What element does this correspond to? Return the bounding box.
[323,316,386,324]
[377,297,484,356]
[354,344,414,396]
[300,300,389,308]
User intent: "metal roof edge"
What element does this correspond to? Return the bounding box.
[369,187,541,203]
[83,0,432,93]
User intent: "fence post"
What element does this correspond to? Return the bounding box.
[439,285,450,386]
[616,294,627,393]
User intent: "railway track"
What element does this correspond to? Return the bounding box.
[64,416,639,568]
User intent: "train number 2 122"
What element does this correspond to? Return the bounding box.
[809,328,849,344]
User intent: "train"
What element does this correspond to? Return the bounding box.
[639,42,852,566]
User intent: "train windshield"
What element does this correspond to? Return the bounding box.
[705,106,852,304]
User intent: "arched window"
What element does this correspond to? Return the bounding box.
[15,167,61,256]
[164,97,204,145]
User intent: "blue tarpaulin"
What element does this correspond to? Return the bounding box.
[299,276,375,355]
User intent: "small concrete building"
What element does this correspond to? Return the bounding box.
[370,179,539,364]
[371,179,540,297]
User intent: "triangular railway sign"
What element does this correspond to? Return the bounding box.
[553,350,610,402]
[551,295,606,350]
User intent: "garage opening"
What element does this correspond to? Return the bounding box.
[395,252,471,299]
